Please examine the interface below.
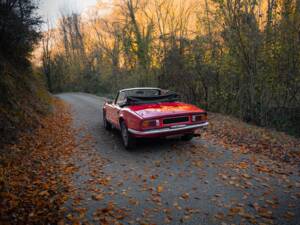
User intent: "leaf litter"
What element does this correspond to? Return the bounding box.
[2,101,299,224]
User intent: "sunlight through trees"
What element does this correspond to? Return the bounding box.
[41,0,300,135]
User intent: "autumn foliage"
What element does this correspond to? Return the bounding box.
[202,113,300,164]
[41,0,300,135]
[0,99,76,224]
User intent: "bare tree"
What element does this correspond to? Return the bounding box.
[42,20,53,91]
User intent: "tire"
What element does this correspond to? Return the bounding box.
[120,121,136,149]
[103,111,112,130]
[181,134,194,141]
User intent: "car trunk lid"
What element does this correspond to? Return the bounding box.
[127,102,204,119]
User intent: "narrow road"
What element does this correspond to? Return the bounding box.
[58,93,300,225]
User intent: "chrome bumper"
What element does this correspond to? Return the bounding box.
[128,122,209,135]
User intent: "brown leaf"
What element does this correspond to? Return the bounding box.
[215,212,225,220]
[92,193,104,201]
[181,193,190,200]
[284,211,295,220]
[229,207,242,214]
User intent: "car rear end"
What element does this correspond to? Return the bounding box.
[128,112,208,138]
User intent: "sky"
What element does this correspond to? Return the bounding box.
[37,0,98,29]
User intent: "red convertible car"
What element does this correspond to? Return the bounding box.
[102,88,208,149]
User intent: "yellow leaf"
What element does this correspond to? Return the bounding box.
[237,162,249,169]
[157,185,164,193]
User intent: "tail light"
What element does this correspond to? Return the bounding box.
[192,113,207,122]
[141,119,160,129]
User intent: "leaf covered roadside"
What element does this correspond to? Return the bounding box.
[0,99,78,224]
[202,113,300,164]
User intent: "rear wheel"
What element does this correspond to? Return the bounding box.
[120,121,136,149]
[181,134,194,141]
[103,112,112,130]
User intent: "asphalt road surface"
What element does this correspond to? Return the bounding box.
[58,93,300,225]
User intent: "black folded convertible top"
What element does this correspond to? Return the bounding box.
[124,92,180,106]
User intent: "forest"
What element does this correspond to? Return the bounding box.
[0,0,50,145]
[41,0,300,135]
[1,1,300,224]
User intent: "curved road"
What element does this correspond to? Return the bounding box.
[58,93,300,225]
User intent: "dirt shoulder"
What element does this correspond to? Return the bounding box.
[0,99,78,224]
[202,112,300,164]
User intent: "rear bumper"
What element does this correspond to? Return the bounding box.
[128,122,208,137]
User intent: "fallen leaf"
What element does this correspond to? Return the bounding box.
[157,185,164,193]
[181,193,190,200]
[92,193,104,201]
[237,162,249,169]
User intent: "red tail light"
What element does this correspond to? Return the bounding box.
[141,119,160,129]
[192,113,207,122]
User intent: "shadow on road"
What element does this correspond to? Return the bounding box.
[104,126,190,153]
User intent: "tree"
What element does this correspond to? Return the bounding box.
[42,20,53,91]
[0,0,41,69]
[41,0,300,135]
